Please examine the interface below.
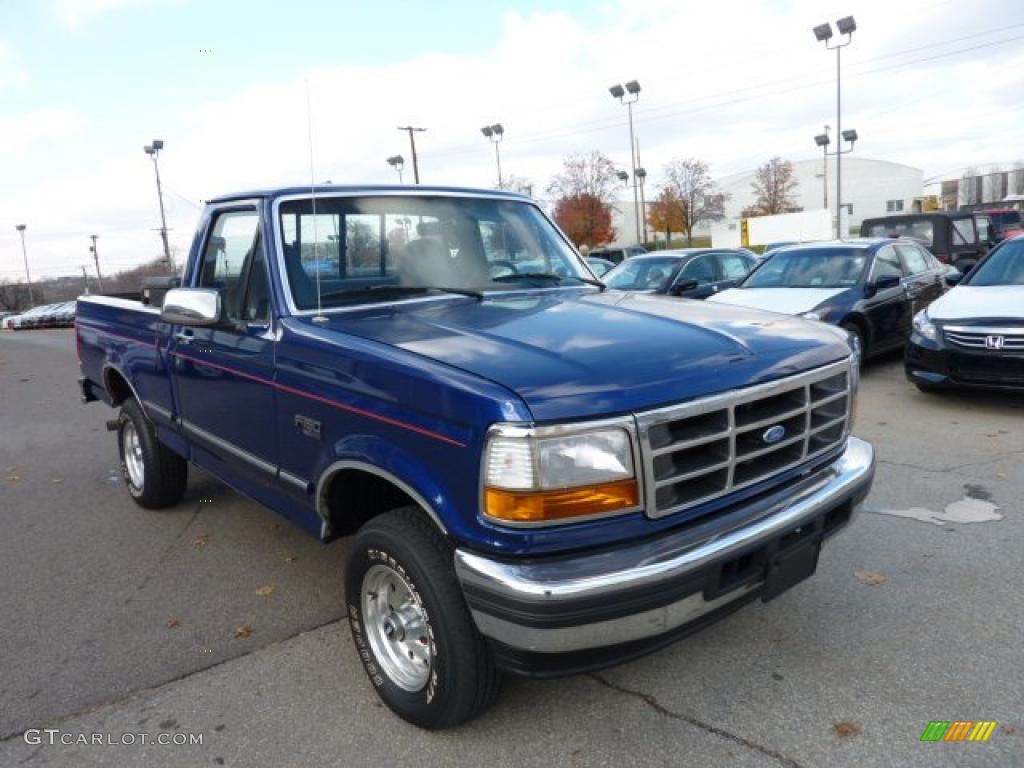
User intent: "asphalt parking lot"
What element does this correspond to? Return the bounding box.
[1,329,1021,768]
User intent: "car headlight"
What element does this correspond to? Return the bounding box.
[799,311,824,321]
[912,309,937,341]
[483,424,639,524]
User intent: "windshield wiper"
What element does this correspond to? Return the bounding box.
[319,285,485,302]
[493,272,606,291]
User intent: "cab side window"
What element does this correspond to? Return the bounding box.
[195,210,269,326]
[717,253,754,280]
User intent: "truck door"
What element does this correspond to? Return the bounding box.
[170,206,279,486]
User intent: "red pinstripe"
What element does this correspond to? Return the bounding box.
[171,350,466,448]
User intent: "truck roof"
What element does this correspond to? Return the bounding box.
[208,184,531,204]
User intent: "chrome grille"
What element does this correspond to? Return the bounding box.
[944,326,1024,351]
[637,360,853,519]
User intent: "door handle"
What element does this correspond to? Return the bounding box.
[174,330,195,344]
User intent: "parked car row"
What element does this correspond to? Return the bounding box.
[603,233,1024,392]
[1,301,77,330]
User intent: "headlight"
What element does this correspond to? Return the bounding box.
[912,309,937,341]
[799,311,823,321]
[483,425,639,524]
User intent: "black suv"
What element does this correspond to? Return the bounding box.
[861,211,995,272]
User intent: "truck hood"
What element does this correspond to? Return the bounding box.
[928,285,1024,322]
[707,287,850,315]
[304,290,851,421]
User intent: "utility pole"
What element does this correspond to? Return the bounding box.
[15,224,34,306]
[89,234,104,291]
[397,126,426,184]
[81,266,90,294]
[143,140,174,270]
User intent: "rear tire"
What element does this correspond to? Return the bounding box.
[118,399,188,509]
[346,507,501,729]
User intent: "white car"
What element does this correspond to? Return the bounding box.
[905,234,1024,391]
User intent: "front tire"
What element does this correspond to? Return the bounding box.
[346,507,501,729]
[118,399,187,509]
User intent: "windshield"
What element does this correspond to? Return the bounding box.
[277,196,592,309]
[965,240,1024,286]
[603,257,681,290]
[742,248,868,288]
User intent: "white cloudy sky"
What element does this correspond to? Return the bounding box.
[1,0,1023,279]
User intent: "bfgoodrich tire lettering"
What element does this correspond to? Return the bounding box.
[117,399,188,509]
[346,506,501,729]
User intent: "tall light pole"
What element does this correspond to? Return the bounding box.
[15,224,33,306]
[386,155,405,183]
[609,81,641,245]
[143,140,173,269]
[814,126,831,209]
[814,16,855,238]
[88,234,104,291]
[480,123,504,189]
[636,166,648,245]
[397,126,426,184]
[813,128,858,237]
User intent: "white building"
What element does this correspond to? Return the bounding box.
[610,156,923,246]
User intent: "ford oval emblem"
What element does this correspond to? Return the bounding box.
[762,425,786,445]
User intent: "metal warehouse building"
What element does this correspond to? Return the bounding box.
[612,157,923,246]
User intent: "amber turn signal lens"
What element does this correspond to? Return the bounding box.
[484,479,639,523]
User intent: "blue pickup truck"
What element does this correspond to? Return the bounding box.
[76,185,875,729]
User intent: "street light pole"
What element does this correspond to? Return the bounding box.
[813,127,858,233]
[814,126,831,209]
[636,166,648,245]
[814,17,855,238]
[89,234,104,291]
[481,124,505,189]
[397,126,426,184]
[143,140,174,270]
[609,81,642,245]
[15,224,33,306]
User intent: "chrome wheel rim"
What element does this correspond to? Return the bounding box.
[122,421,145,489]
[361,563,432,692]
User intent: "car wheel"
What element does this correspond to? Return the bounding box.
[346,506,501,729]
[118,399,188,509]
[840,323,865,367]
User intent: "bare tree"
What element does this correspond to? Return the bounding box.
[661,158,727,245]
[742,157,801,217]
[547,151,620,207]
[502,174,535,197]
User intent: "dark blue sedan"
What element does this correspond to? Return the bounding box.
[708,239,948,360]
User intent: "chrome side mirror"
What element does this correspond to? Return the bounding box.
[161,288,221,326]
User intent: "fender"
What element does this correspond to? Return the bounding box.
[101,362,148,417]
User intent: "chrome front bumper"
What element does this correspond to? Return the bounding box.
[454,436,874,664]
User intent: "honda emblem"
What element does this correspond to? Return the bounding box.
[985,335,1005,350]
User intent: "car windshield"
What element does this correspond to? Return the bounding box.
[965,240,1024,286]
[865,219,934,244]
[277,195,592,309]
[603,257,681,290]
[742,248,868,288]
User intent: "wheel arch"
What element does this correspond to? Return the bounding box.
[102,364,147,414]
[316,460,448,541]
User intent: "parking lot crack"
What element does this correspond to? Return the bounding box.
[133,504,202,594]
[589,673,807,768]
